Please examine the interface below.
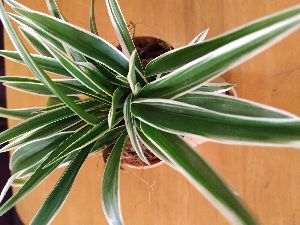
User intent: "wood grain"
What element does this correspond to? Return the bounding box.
[4,0,300,224]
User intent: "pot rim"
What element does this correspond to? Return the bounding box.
[122,160,164,170]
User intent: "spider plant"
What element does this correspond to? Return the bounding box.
[0,0,299,224]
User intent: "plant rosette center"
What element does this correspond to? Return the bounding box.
[113,36,236,169]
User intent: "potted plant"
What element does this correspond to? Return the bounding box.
[0,0,299,224]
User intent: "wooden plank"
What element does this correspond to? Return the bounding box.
[4,0,300,224]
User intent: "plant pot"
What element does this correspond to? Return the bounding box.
[113,36,237,169]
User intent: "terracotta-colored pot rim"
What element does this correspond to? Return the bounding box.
[122,160,165,170]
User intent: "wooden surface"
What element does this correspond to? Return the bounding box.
[4,0,300,224]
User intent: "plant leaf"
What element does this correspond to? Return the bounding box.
[177,92,296,118]
[108,88,124,129]
[44,114,123,168]
[0,100,98,147]
[91,125,125,153]
[0,76,105,100]
[0,125,91,214]
[132,98,300,147]
[135,125,171,165]
[58,125,126,175]
[45,0,64,19]
[47,96,80,107]
[19,121,120,178]
[86,58,130,88]
[127,50,140,95]
[20,126,126,181]
[105,0,135,58]
[79,62,117,96]
[11,11,67,53]
[38,99,108,115]
[140,12,300,98]
[55,81,111,103]
[10,132,72,175]
[45,0,87,62]
[5,0,28,9]
[1,118,83,152]
[0,75,40,83]
[8,124,121,178]
[140,122,257,225]
[0,50,71,77]
[0,107,41,120]
[195,83,235,94]
[0,3,99,124]
[42,40,115,95]
[20,22,66,52]
[20,27,52,56]
[189,28,209,45]
[4,81,78,96]
[8,3,129,75]
[0,172,24,204]
[105,0,145,82]
[102,132,127,225]
[12,178,28,187]
[124,95,149,165]
[30,145,92,225]
[11,14,125,87]
[115,75,129,85]
[90,0,98,35]
[145,5,300,76]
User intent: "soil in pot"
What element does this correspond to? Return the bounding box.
[117,36,173,68]
[103,138,162,169]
